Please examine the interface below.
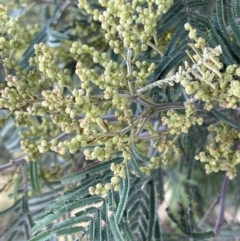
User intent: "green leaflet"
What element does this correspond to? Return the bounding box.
[227,0,240,44]
[138,223,147,241]
[101,201,110,239]
[121,214,136,241]
[22,195,34,227]
[154,217,164,241]
[95,209,102,241]
[32,210,65,234]
[211,109,240,130]
[55,226,85,237]
[28,230,52,241]
[32,196,103,234]
[101,199,108,222]
[56,177,100,202]
[74,206,98,217]
[157,167,165,203]
[57,173,112,203]
[210,26,236,64]
[161,51,187,78]
[130,221,138,233]
[58,196,103,213]
[115,166,130,223]
[30,160,42,196]
[187,0,209,7]
[88,219,95,241]
[102,226,109,241]
[164,22,187,56]
[148,56,171,84]
[131,143,150,162]
[52,216,92,231]
[61,157,123,184]
[146,180,157,241]
[128,198,139,219]
[34,212,49,223]
[233,0,240,17]
[166,205,215,240]
[157,1,183,28]
[129,155,144,177]
[157,10,184,36]
[140,214,148,231]
[190,231,215,240]
[45,199,76,211]
[128,178,162,241]
[216,0,229,37]
[109,214,125,241]
[109,190,115,212]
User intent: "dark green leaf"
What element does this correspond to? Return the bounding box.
[131,143,150,162]
[147,180,157,241]
[89,219,95,241]
[28,230,52,241]
[109,215,125,241]
[190,231,215,240]
[61,157,123,184]
[115,167,130,223]
[52,216,92,231]
[55,226,85,237]
[129,155,144,177]
[95,209,102,241]
[13,173,22,201]
[211,109,240,129]
[30,160,42,196]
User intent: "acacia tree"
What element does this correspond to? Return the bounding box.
[1,0,240,240]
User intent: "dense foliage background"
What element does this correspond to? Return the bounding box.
[1,0,240,240]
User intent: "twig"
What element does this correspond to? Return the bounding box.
[0,157,27,173]
[197,195,220,228]
[126,49,135,96]
[214,175,229,235]
[147,41,163,56]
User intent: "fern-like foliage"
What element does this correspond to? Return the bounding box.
[29,165,132,241]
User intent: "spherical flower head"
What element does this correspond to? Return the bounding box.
[226,65,236,74]
[235,67,240,77]
[184,23,191,31]
[188,30,197,40]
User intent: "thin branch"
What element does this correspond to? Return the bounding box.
[197,195,220,228]
[214,175,229,235]
[126,48,135,96]
[147,41,164,56]
[0,157,27,173]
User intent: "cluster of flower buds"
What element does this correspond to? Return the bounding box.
[78,0,173,53]
[195,122,240,179]
[176,23,240,111]
[89,176,121,196]
[161,103,203,135]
